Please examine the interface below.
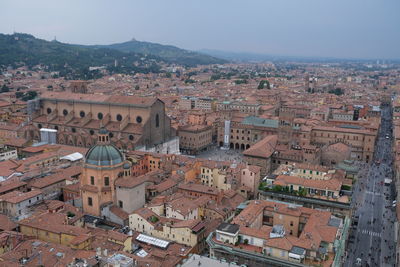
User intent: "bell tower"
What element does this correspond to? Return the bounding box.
[278,107,295,147]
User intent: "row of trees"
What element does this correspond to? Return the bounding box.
[257,80,271,89]
[15,90,37,101]
[259,183,307,197]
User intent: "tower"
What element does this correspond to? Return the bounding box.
[80,128,125,216]
[278,107,295,147]
[305,74,310,92]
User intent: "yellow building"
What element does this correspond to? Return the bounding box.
[200,161,231,191]
[19,213,92,250]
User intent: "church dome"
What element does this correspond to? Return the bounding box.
[85,144,124,166]
[123,161,132,169]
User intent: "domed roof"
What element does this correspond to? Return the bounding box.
[85,144,124,166]
[123,162,132,169]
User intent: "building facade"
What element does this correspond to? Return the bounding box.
[29,92,173,150]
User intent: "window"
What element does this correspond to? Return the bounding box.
[72,128,76,133]
[90,129,94,135]
[290,221,293,226]
[109,132,114,138]
[54,126,58,130]
[63,109,68,116]
[136,116,142,123]
[116,114,123,121]
[38,124,42,129]
[90,176,95,185]
[47,107,52,114]
[88,197,93,206]
[129,134,134,141]
[155,114,160,127]
[97,112,103,120]
[119,200,123,208]
[104,177,110,186]
[80,111,85,118]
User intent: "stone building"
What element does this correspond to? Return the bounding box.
[69,80,88,94]
[178,125,212,155]
[29,92,174,150]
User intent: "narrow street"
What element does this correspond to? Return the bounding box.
[344,105,397,267]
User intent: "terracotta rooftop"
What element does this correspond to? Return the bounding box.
[0,190,42,204]
[243,135,278,158]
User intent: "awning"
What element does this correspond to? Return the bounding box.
[60,152,83,162]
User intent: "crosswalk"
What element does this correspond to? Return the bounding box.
[365,191,382,196]
[361,229,382,237]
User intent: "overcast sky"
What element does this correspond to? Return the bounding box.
[1,0,399,59]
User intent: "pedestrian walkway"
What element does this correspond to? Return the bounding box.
[365,191,382,196]
[360,229,382,237]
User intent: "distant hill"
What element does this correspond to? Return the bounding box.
[94,39,227,66]
[0,33,227,80]
[199,49,384,63]
[0,33,165,79]
[198,49,276,62]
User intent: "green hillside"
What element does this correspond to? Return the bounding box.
[94,39,227,66]
[0,33,164,79]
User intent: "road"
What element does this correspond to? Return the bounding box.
[344,105,397,267]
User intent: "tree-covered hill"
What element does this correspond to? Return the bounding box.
[0,33,227,79]
[92,38,227,66]
[0,33,164,79]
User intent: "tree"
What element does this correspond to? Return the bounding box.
[234,79,247,85]
[184,79,195,84]
[15,91,24,98]
[272,185,283,192]
[257,80,270,89]
[165,72,172,78]
[328,88,344,96]
[21,90,38,101]
[1,84,10,93]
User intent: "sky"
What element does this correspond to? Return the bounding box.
[1,0,399,59]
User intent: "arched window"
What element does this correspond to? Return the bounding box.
[136,116,142,124]
[116,114,122,121]
[129,135,134,141]
[80,111,85,118]
[46,108,52,114]
[97,112,103,120]
[155,114,159,128]
[63,109,68,116]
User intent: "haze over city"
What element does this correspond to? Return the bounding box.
[1,0,400,59]
[1,1,400,267]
